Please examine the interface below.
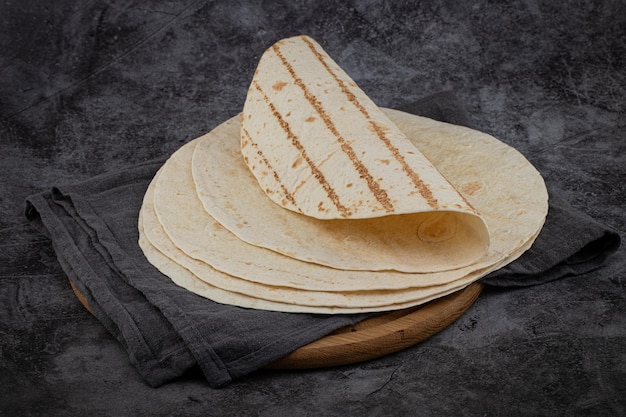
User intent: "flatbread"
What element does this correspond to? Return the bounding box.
[153,125,547,292]
[138,35,548,313]
[139,223,471,314]
[191,110,547,273]
[193,36,491,273]
[242,36,480,220]
[142,173,483,311]
[141,167,541,311]
[141,168,542,312]
[154,137,484,292]
[140,110,548,312]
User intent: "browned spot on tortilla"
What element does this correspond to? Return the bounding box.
[292,155,303,168]
[461,181,483,196]
[317,201,328,212]
[272,80,288,91]
[305,116,316,122]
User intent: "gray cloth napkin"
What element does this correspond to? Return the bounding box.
[25,92,620,387]
[25,165,370,387]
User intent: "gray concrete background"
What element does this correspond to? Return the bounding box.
[1,1,624,415]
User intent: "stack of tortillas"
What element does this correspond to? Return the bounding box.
[138,35,548,314]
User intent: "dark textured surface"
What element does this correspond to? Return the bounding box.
[1,1,624,415]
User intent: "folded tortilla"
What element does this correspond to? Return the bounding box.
[229,35,489,272]
[242,36,477,220]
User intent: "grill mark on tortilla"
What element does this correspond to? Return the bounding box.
[302,36,439,209]
[272,43,394,214]
[242,127,301,212]
[252,80,351,216]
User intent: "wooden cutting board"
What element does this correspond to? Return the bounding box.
[69,280,482,369]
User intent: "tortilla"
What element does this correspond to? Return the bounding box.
[137,35,548,313]
[192,110,546,273]
[141,113,548,311]
[141,111,548,312]
[141,163,541,311]
[154,137,478,292]
[154,124,546,293]
[143,174,477,309]
[139,221,472,314]
[142,166,542,312]
[242,36,480,221]
[192,35,490,273]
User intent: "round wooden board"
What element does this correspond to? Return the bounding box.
[69,280,482,369]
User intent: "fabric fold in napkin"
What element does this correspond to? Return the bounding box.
[25,91,621,387]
